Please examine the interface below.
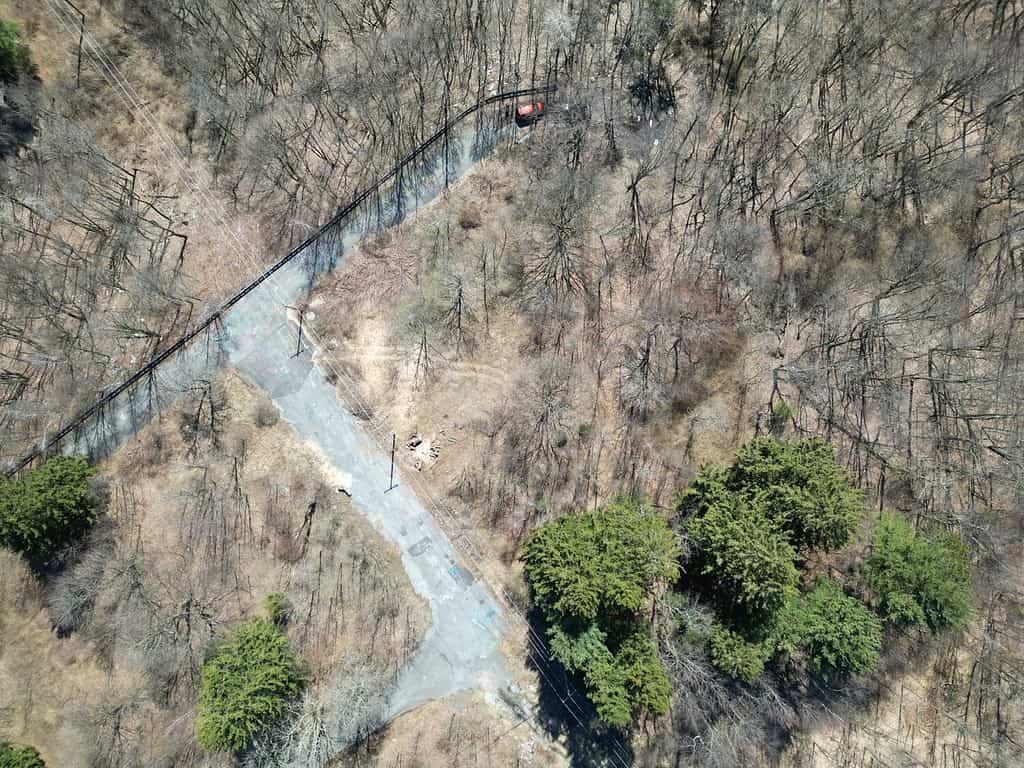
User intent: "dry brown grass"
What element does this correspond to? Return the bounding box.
[348,690,569,768]
[0,0,277,465]
[298,142,786,764]
[306,147,768,571]
[0,551,108,765]
[2,370,429,766]
[106,369,430,678]
[0,0,273,302]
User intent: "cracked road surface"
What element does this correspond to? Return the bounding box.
[225,276,510,715]
[222,126,514,717]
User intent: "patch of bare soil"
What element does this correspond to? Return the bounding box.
[347,690,569,768]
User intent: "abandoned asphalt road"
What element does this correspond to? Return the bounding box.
[223,124,514,717]
[224,270,510,715]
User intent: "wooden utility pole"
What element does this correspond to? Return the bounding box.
[286,305,304,357]
[62,0,86,89]
[388,434,397,491]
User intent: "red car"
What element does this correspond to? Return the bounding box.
[515,101,546,127]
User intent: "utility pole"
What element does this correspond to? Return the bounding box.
[286,305,304,357]
[63,0,85,89]
[388,434,397,491]
[294,309,304,357]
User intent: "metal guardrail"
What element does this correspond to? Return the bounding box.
[6,86,554,475]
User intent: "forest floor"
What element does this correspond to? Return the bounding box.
[301,128,1024,768]
[0,551,109,767]
[355,689,570,767]
[0,0,268,298]
[303,142,789,761]
[4,1,1020,765]
[306,145,775,591]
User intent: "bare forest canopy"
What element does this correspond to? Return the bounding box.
[0,0,1021,766]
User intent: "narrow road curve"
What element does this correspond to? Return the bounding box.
[223,122,515,716]
[226,304,509,714]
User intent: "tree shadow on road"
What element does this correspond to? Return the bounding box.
[526,608,636,768]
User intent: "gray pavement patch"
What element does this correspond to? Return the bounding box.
[409,536,433,556]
